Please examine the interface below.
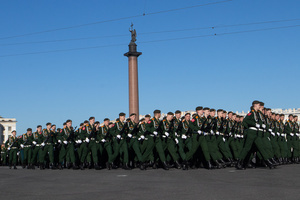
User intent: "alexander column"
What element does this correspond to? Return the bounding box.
[124,24,142,123]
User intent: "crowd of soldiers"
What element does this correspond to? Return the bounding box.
[1,100,300,171]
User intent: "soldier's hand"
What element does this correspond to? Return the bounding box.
[175,138,179,144]
[32,141,37,145]
[20,144,24,148]
[255,123,260,129]
[197,130,202,135]
[8,147,11,150]
[41,143,45,146]
[63,141,68,144]
[78,140,82,143]
[101,139,106,143]
[140,135,145,140]
[181,135,187,139]
[58,140,62,143]
[116,135,121,139]
[153,131,158,136]
[262,124,266,129]
[127,133,132,138]
[85,138,90,143]
[165,132,169,137]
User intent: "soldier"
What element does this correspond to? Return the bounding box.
[39,122,56,170]
[285,114,296,163]
[126,113,145,170]
[159,112,181,169]
[81,117,99,169]
[236,101,274,170]
[1,144,7,166]
[186,106,212,169]
[77,120,89,168]
[51,124,59,167]
[57,119,79,170]
[98,118,114,170]
[293,115,300,163]
[276,114,288,164]
[5,130,19,169]
[20,128,34,169]
[146,110,169,170]
[177,113,193,170]
[110,113,131,170]
[31,125,42,169]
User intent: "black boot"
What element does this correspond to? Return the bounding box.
[14,164,17,169]
[235,159,245,170]
[139,162,145,170]
[111,162,118,169]
[207,161,213,170]
[175,161,181,169]
[88,162,92,169]
[73,163,79,170]
[123,163,132,170]
[218,159,227,168]
[58,163,63,170]
[162,161,169,170]
[182,161,188,170]
[40,163,45,170]
[265,159,275,169]
[50,163,56,170]
[106,162,112,170]
[9,164,12,169]
[271,158,279,166]
[152,162,158,169]
[32,164,35,170]
[214,160,222,169]
[22,164,26,169]
[94,163,100,170]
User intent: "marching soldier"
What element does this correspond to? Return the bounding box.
[98,118,114,169]
[1,144,7,166]
[57,119,78,170]
[20,128,34,169]
[285,114,296,163]
[39,122,56,170]
[110,113,131,170]
[5,130,19,169]
[31,125,42,169]
[293,116,300,163]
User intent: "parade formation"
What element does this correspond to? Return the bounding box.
[1,100,300,171]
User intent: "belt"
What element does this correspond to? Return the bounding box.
[46,143,52,145]
[24,145,31,148]
[249,127,264,131]
[90,138,95,141]
[281,134,285,137]
[11,147,17,149]
[35,144,40,146]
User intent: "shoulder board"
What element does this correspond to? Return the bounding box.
[195,116,198,119]
[163,119,166,122]
[182,119,185,122]
[101,125,104,128]
[116,121,120,123]
[43,129,46,131]
[215,117,218,119]
[152,118,155,120]
[23,133,26,136]
[126,119,130,122]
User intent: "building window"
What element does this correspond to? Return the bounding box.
[8,126,12,132]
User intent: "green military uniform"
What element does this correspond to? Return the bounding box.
[98,125,113,166]
[285,120,294,159]
[177,119,193,163]
[258,111,274,160]
[5,135,19,167]
[138,121,155,164]
[159,118,180,165]
[186,114,211,164]
[126,119,144,164]
[146,117,167,164]
[293,122,300,160]
[215,117,233,161]
[31,130,40,165]
[81,124,99,167]
[110,120,129,166]
[237,110,272,166]
[226,119,239,160]
[234,121,244,157]
[20,132,34,167]
[57,126,77,168]
[39,128,55,168]
[1,146,7,165]
[277,120,288,160]
[269,118,281,160]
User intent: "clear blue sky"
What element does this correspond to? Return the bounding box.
[1,0,300,135]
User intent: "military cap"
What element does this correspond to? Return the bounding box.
[119,112,126,116]
[104,118,110,121]
[89,116,95,120]
[203,107,210,111]
[109,122,113,125]
[175,110,181,114]
[80,123,84,126]
[288,114,294,117]
[232,113,237,116]
[228,111,233,114]
[66,119,72,123]
[153,110,161,114]
[37,125,42,128]
[252,100,260,106]
[294,115,298,118]
[145,114,151,118]
[84,120,89,123]
[63,122,66,126]
[46,122,51,126]
[259,101,265,106]
[196,106,203,111]
[210,108,216,112]
[27,128,32,131]
[167,112,174,115]
[280,114,284,117]
[51,124,56,127]
[11,130,16,133]
[185,113,191,116]
[95,121,100,124]
[130,113,136,116]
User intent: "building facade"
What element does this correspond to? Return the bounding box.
[0,116,17,144]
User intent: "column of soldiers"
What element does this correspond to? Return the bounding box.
[1,101,300,170]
